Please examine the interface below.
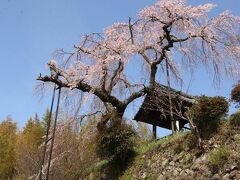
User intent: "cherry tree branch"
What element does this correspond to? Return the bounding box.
[107,61,124,93]
[37,65,126,112]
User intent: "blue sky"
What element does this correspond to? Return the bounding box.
[0,0,240,130]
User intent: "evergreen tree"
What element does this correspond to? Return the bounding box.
[0,116,17,179]
[22,115,45,146]
[16,113,45,178]
[42,108,51,130]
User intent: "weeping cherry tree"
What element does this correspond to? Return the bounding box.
[38,0,240,133]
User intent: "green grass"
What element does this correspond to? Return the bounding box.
[135,133,186,155]
[81,159,108,177]
[208,146,230,166]
[121,132,188,180]
[234,134,240,144]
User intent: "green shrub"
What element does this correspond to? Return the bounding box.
[231,83,240,107]
[95,120,137,179]
[96,121,137,167]
[229,111,240,128]
[188,96,229,138]
[208,146,230,167]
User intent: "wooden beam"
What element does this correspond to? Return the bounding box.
[152,124,157,140]
[183,126,191,130]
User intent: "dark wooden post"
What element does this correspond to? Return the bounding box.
[153,124,157,140]
[39,84,56,180]
[46,87,61,180]
[166,59,175,134]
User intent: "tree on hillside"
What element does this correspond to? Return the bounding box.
[16,114,45,178]
[0,117,17,179]
[186,96,229,139]
[47,118,99,179]
[22,114,45,146]
[38,0,240,132]
[28,115,100,180]
[42,108,51,129]
[231,82,240,107]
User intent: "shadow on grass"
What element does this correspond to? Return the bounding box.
[100,151,136,180]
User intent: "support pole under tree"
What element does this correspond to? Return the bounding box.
[152,124,157,140]
[46,86,61,180]
[39,84,56,180]
[166,59,176,134]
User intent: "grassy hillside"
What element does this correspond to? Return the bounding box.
[84,120,240,180]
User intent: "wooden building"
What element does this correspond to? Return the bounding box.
[134,83,195,138]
